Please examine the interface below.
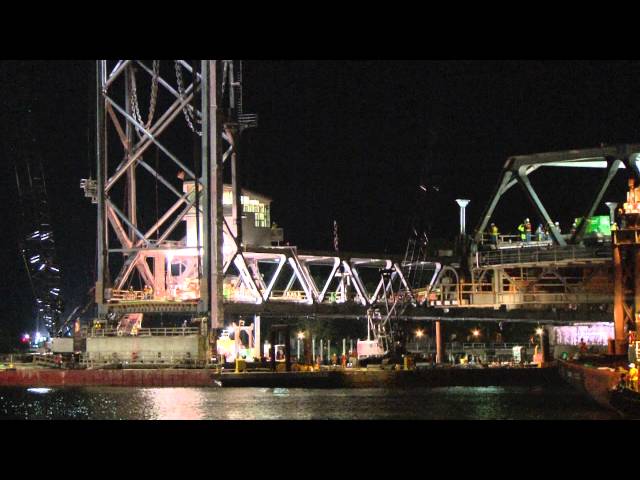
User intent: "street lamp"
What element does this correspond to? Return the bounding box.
[605,202,618,225]
[472,329,480,339]
[456,199,471,236]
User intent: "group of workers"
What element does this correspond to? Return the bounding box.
[124,285,154,300]
[489,219,560,245]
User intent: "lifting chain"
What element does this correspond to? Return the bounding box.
[129,60,160,131]
[174,60,202,137]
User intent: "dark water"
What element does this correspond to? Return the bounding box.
[0,384,618,420]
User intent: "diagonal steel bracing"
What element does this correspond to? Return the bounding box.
[474,145,640,246]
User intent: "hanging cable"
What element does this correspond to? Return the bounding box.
[191,60,202,283]
[155,145,160,242]
[175,60,202,136]
[129,60,160,131]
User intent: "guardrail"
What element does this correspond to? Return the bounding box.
[270,290,308,301]
[479,233,553,247]
[80,351,203,367]
[88,327,200,337]
[31,353,63,368]
[109,289,153,301]
[406,342,529,352]
[479,244,611,267]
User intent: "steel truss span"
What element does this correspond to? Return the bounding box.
[90,62,631,332]
[91,60,434,327]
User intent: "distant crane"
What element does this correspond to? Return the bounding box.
[15,154,64,338]
[362,150,438,361]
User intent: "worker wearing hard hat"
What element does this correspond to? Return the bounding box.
[629,363,638,392]
[525,219,532,242]
[490,223,499,246]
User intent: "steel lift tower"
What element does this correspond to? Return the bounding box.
[88,60,255,335]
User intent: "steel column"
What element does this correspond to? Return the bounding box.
[435,320,443,364]
[96,61,107,312]
[613,244,627,355]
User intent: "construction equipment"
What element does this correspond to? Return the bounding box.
[15,154,64,338]
[358,214,431,362]
[56,287,95,337]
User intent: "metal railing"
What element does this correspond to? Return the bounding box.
[88,327,200,337]
[31,353,63,368]
[270,290,308,301]
[461,288,612,307]
[479,233,553,248]
[109,289,154,301]
[80,351,203,367]
[406,342,529,353]
[479,244,611,267]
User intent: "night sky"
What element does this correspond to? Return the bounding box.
[1,60,639,340]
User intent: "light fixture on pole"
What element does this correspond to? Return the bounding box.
[605,202,618,225]
[456,199,471,236]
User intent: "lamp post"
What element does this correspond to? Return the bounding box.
[606,202,618,225]
[456,199,471,236]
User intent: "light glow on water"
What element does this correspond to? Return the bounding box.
[142,388,206,420]
[0,386,620,420]
[27,388,52,394]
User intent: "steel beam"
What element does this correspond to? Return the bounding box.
[474,171,513,242]
[516,168,566,247]
[96,61,107,311]
[571,158,622,244]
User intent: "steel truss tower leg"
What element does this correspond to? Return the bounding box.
[96,61,108,313]
[201,60,224,330]
[614,244,627,356]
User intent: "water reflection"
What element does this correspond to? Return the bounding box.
[142,388,207,420]
[0,385,619,420]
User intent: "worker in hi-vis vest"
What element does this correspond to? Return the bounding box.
[629,363,638,391]
[490,223,499,246]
